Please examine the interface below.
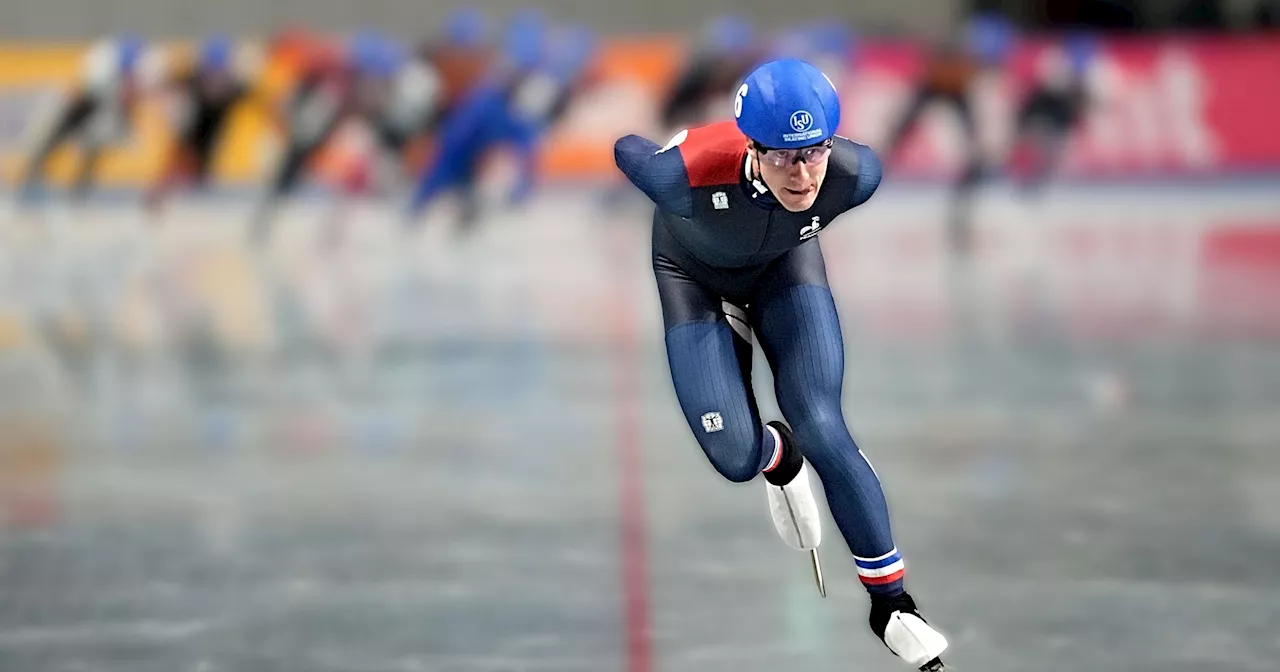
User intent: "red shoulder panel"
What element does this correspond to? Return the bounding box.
[681,121,747,188]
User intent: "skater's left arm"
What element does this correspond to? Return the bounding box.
[829,137,883,210]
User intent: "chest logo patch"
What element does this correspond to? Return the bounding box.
[712,191,729,210]
[800,216,822,240]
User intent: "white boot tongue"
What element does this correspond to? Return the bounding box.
[883,612,949,667]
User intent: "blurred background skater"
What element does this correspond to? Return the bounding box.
[615,59,949,670]
[353,38,431,195]
[882,12,1015,253]
[657,14,762,137]
[405,10,549,229]
[319,31,417,240]
[326,14,499,206]
[406,6,499,172]
[498,22,600,205]
[407,11,598,231]
[14,35,155,208]
[310,16,502,244]
[248,29,359,242]
[338,7,500,239]
[145,34,271,216]
[1007,31,1098,196]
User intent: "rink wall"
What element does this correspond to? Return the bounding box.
[1,34,1278,189]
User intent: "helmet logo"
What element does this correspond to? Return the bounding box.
[734,83,749,119]
[782,108,823,144]
[789,110,814,133]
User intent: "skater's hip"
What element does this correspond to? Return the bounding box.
[652,224,764,309]
[652,225,831,329]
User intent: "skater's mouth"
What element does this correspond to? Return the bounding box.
[784,185,815,197]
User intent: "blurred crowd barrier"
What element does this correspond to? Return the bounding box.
[3,32,1279,189]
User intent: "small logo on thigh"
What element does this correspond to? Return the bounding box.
[701,412,724,433]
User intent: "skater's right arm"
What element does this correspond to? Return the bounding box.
[613,134,693,219]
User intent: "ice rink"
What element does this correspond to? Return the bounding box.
[1,184,1279,672]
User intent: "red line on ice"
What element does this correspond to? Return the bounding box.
[611,227,653,672]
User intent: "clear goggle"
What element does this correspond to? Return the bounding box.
[753,138,834,167]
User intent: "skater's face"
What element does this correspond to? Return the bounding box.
[750,139,832,212]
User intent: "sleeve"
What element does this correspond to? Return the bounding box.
[849,143,883,208]
[613,134,693,219]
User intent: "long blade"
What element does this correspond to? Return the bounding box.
[809,548,826,598]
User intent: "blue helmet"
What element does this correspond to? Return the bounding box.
[199,34,234,73]
[349,29,402,77]
[444,6,489,48]
[504,9,547,70]
[807,22,854,60]
[1065,31,1098,75]
[734,59,840,149]
[116,33,145,72]
[772,21,855,65]
[769,28,808,61]
[706,13,754,55]
[966,12,1016,65]
[548,25,596,81]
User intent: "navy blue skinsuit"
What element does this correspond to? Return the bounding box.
[614,120,909,595]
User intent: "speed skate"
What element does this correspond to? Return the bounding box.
[765,458,827,597]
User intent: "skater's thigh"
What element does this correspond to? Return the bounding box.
[655,256,764,473]
[655,254,754,371]
[654,254,725,329]
[750,244,846,404]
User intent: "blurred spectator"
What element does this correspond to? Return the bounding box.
[1257,0,1279,26]
[1173,0,1226,28]
[1041,0,1145,29]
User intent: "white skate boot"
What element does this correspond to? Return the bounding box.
[763,421,826,595]
[871,592,951,670]
[766,460,823,550]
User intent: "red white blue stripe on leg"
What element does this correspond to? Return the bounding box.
[854,548,905,586]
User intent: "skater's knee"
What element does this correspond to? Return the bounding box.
[707,449,760,483]
[698,433,763,483]
[786,403,849,462]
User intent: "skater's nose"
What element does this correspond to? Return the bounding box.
[787,160,811,182]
